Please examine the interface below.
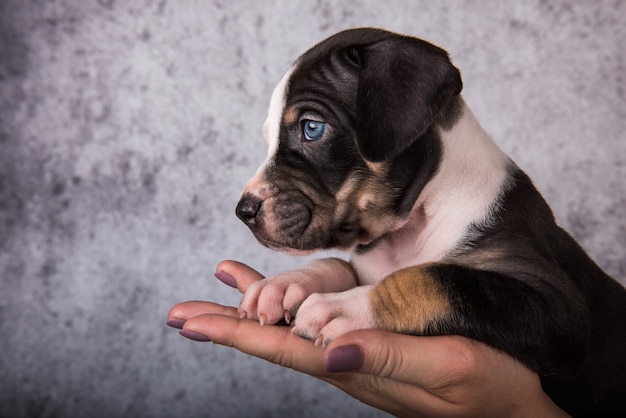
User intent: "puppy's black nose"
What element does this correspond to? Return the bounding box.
[236,195,262,224]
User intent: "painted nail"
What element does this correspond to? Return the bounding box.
[179,329,211,342]
[215,270,237,288]
[325,344,364,373]
[166,318,186,329]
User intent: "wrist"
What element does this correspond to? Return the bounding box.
[518,391,570,418]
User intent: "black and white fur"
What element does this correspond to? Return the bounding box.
[235,28,626,416]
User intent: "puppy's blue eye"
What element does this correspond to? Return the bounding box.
[302,120,326,141]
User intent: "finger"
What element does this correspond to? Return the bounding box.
[215,260,265,293]
[326,330,486,389]
[323,331,487,416]
[167,300,239,325]
[182,313,327,376]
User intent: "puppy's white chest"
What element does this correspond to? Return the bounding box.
[351,232,449,285]
[352,108,512,285]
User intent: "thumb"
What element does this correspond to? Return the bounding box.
[325,329,478,387]
[215,260,265,293]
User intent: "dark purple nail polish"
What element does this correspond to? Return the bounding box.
[325,344,364,373]
[215,270,237,288]
[179,329,211,342]
[166,318,186,329]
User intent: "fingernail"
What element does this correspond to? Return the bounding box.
[215,270,237,288]
[179,329,211,342]
[325,344,364,373]
[166,318,186,329]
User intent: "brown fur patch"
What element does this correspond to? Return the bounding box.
[370,264,450,334]
[364,160,387,176]
[283,105,299,125]
[452,247,510,271]
[333,172,403,243]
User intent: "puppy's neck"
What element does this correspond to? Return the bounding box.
[417,100,512,227]
[353,100,512,284]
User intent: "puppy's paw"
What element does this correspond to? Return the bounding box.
[238,271,318,326]
[292,286,376,346]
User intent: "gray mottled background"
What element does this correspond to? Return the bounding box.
[1,0,624,417]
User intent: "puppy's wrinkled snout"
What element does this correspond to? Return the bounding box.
[236,195,262,225]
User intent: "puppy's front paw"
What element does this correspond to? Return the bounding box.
[292,286,376,346]
[239,272,317,326]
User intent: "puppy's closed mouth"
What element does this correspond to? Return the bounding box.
[237,190,319,251]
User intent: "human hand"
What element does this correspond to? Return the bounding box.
[167,260,569,418]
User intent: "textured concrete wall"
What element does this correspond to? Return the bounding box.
[1,1,624,417]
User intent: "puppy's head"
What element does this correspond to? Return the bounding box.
[236,28,462,253]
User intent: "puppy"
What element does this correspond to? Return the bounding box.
[235,28,626,416]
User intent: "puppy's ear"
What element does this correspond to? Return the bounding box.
[353,37,462,162]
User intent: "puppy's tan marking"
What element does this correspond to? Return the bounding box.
[335,174,362,204]
[364,160,387,176]
[370,264,450,334]
[283,105,299,125]
[453,247,510,271]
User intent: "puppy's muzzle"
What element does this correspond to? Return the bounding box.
[236,191,316,250]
